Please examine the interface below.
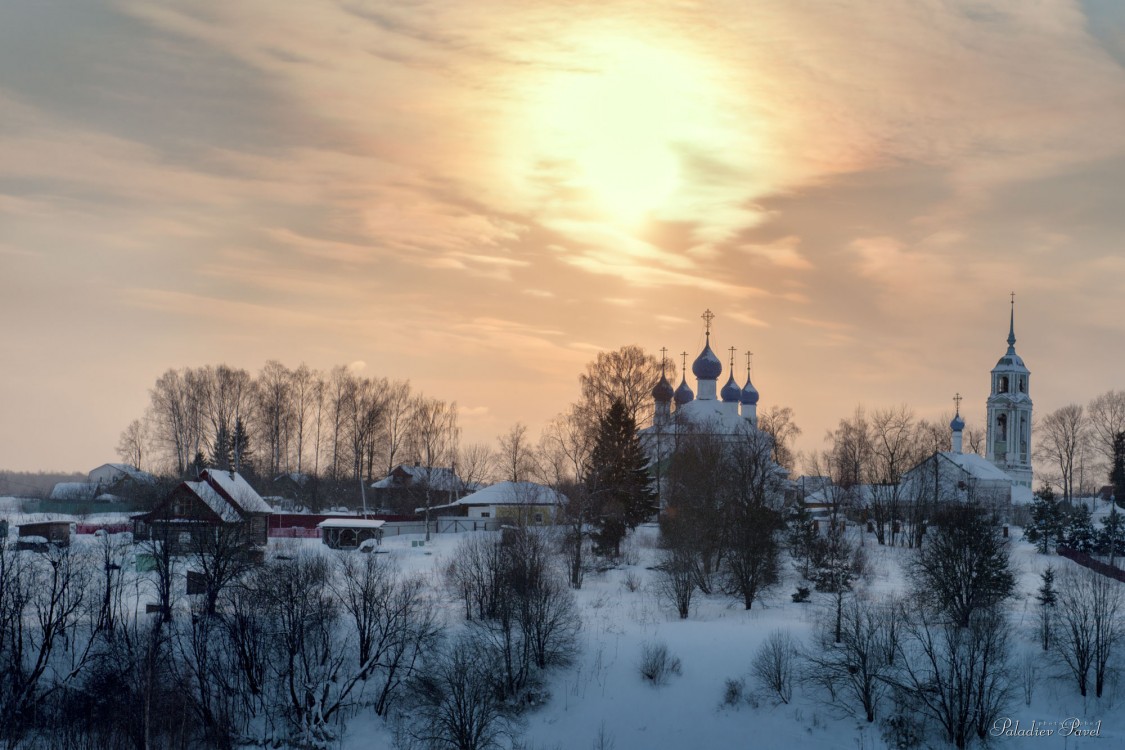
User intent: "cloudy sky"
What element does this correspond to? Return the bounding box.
[3,0,1125,472]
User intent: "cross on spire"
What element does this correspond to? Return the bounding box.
[659,347,668,376]
[745,350,754,375]
[728,346,736,367]
[701,309,715,337]
[680,351,688,377]
[954,392,962,415]
[1007,292,1017,352]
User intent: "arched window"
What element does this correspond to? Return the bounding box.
[997,413,1007,442]
[999,375,1009,393]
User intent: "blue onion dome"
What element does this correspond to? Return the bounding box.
[692,337,723,380]
[721,372,742,402]
[652,373,674,403]
[950,413,965,432]
[674,376,695,406]
[741,376,759,406]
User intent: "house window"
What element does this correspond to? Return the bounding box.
[534,513,544,524]
[480,512,491,518]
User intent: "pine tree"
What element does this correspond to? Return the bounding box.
[1098,506,1125,558]
[584,399,656,558]
[1024,486,1063,554]
[231,417,254,477]
[1035,566,1057,651]
[1112,431,1125,509]
[211,423,233,470]
[787,503,820,579]
[1062,503,1097,553]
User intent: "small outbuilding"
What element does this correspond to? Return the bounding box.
[16,521,74,550]
[317,518,385,550]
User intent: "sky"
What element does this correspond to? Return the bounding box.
[3,0,1125,473]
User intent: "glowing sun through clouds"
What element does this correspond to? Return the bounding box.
[527,37,725,224]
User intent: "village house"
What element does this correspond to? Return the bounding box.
[132,469,272,553]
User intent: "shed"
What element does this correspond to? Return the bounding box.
[317,518,385,549]
[17,521,74,549]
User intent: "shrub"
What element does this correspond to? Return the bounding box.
[638,641,682,685]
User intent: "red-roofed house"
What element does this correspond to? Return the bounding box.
[133,469,271,553]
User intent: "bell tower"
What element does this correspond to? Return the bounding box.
[985,294,1033,488]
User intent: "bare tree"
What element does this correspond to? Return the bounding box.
[117,418,151,472]
[256,360,294,477]
[457,443,495,491]
[288,363,320,475]
[150,368,208,476]
[1035,404,1089,502]
[757,405,802,472]
[496,423,537,483]
[889,606,1012,749]
[382,379,414,475]
[752,630,796,705]
[334,554,442,716]
[575,345,667,434]
[407,635,509,750]
[1088,390,1125,476]
[1055,568,1124,698]
[653,546,696,619]
[868,405,923,546]
[804,595,894,722]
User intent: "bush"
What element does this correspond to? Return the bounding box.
[751,630,795,705]
[791,586,811,603]
[622,570,642,593]
[722,677,746,708]
[638,641,682,685]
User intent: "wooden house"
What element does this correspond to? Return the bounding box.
[133,469,272,554]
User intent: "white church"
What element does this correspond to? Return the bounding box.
[646,302,1035,511]
[639,310,785,511]
[902,298,1034,506]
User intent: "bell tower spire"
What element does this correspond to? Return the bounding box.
[986,294,1033,488]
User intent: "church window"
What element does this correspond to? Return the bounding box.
[998,375,1009,393]
[997,414,1007,441]
[1019,377,1026,393]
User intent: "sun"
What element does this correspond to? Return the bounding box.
[526,37,721,223]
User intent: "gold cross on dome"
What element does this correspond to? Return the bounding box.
[701,309,715,335]
[681,351,688,373]
[728,346,736,366]
[954,392,962,414]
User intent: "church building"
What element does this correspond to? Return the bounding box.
[640,310,785,511]
[985,298,1033,488]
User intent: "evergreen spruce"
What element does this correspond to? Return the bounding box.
[231,417,254,476]
[1098,506,1125,558]
[1035,566,1057,651]
[1061,502,1097,553]
[584,399,656,557]
[1024,486,1063,554]
[211,424,233,471]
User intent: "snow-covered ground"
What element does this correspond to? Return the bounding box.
[339,523,1121,750]
[0,509,1119,748]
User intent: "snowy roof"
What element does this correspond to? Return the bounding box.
[49,482,99,501]
[89,463,156,484]
[804,484,881,507]
[185,481,242,523]
[453,481,567,507]
[200,469,272,514]
[938,452,1015,482]
[316,518,386,529]
[1011,485,1034,506]
[640,398,754,438]
[370,465,466,492]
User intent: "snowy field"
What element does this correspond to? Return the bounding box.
[1,507,1121,749]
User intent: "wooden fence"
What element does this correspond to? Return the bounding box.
[1057,547,1125,584]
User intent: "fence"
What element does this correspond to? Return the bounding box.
[268,526,321,539]
[1057,547,1125,584]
